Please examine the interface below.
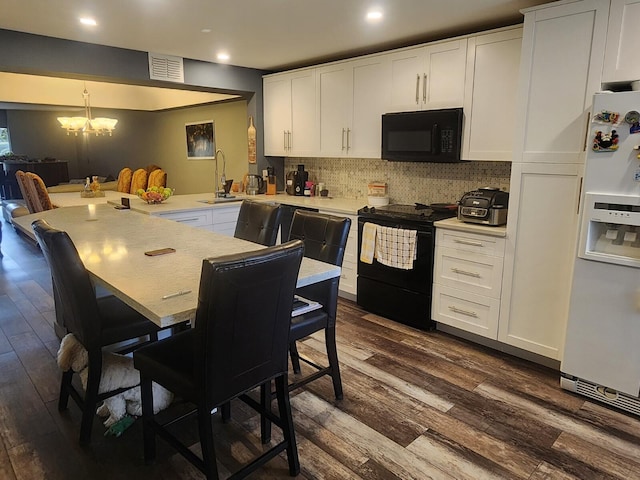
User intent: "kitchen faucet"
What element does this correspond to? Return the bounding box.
[214,148,226,197]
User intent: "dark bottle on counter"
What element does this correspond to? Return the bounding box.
[293,164,308,196]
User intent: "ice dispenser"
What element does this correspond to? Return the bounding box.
[579,193,640,268]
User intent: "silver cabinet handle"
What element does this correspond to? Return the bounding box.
[287,131,292,150]
[176,217,200,223]
[342,128,346,150]
[453,239,484,247]
[448,306,478,317]
[450,267,481,278]
[415,74,420,104]
[284,131,287,150]
[423,73,427,103]
[346,128,351,152]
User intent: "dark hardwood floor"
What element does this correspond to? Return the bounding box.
[1,215,639,480]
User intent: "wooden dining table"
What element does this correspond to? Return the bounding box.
[12,204,341,328]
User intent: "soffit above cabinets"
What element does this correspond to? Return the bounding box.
[0,72,240,111]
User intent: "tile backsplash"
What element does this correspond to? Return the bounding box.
[285,158,511,204]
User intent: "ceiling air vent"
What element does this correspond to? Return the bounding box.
[148,53,184,83]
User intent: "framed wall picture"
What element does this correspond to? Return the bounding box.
[185,120,215,159]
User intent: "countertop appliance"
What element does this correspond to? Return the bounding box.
[457,187,509,226]
[286,164,308,196]
[381,108,463,163]
[561,91,640,416]
[357,204,457,330]
[245,174,265,195]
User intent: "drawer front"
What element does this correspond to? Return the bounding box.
[156,209,213,228]
[212,205,241,225]
[212,222,237,237]
[435,246,504,298]
[432,284,500,339]
[437,229,505,256]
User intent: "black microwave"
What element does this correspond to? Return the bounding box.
[381,108,464,162]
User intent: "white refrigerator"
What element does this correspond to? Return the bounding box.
[561,91,640,415]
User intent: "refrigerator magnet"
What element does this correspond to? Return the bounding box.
[624,111,640,134]
[593,110,621,124]
[592,130,619,152]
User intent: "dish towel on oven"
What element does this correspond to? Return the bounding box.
[375,226,417,270]
[360,222,378,264]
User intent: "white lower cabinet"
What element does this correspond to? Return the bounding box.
[152,205,240,236]
[432,227,506,339]
[153,209,214,229]
[318,211,357,297]
[211,205,240,236]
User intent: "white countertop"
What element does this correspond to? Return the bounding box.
[49,190,137,207]
[104,191,366,216]
[13,204,341,327]
[434,217,507,237]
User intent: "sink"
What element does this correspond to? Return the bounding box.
[198,196,242,204]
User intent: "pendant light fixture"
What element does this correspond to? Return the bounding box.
[57,86,118,136]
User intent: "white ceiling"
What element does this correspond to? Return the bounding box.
[0,0,550,110]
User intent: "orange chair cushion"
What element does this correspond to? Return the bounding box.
[26,172,55,211]
[130,169,148,194]
[147,169,167,189]
[15,170,42,213]
[117,167,133,193]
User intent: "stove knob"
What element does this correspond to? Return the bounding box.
[370,207,376,213]
[362,206,369,213]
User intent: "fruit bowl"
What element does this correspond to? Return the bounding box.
[137,187,173,204]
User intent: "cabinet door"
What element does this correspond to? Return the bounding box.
[387,40,466,112]
[602,0,640,84]
[263,69,316,157]
[462,28,522,161]
[263,75,292,156]
[499,162,583,359]
[388,46,425,112]
[422,39,467,110]
[349,56,390,158]
[513,0,609,164]
[289,70,317,156]
[317,63,351,157]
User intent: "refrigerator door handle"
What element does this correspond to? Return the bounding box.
[582,111,591,152]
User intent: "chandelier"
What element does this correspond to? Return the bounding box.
[57,87,118,136]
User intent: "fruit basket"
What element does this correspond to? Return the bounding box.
[136,186,173,204]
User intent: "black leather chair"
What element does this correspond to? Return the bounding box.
[31,219,162,445]
[233,199,282,246]
[259,210,350,443]
[133,240,304,480]
[287,209,351,398]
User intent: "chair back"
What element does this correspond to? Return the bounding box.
[15,170,43,213]
[147,169,167,189]
[32,219,102,349]
[289,210,350,318]
[233,200,282,246]
[129,168,148,194]
[26,172,55,210]
[289,210,351,266]
[116,167,133,193]
[194,240,304,407]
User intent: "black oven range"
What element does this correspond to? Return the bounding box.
[357,204,456,330]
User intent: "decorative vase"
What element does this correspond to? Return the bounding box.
[248,116,256,164]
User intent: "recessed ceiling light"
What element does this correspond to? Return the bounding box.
[201,28,211,33]
[366,10,383,22]
[217,53,230,62]
[79,17,97,26]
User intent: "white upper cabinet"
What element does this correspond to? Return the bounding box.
[602,0,640,84]
[387,39,467,112]
[461,28,523,162]
[512,0,609,164]
[263,69,317,156]
[317,56,390,158]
